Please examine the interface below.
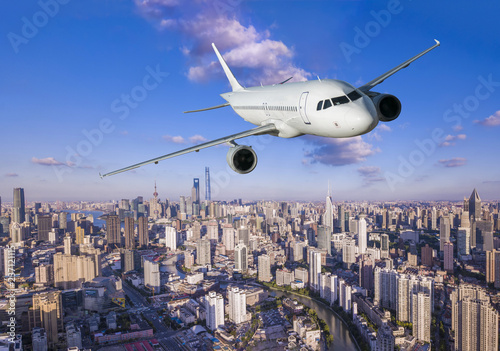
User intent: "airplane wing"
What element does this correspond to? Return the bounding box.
[358,39,440,93]
[100,123,277,178]
[184,102,230,114]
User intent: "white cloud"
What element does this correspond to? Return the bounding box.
[303,136,379,166]
[32,157,66,166]
[439,134,467,147]
[474,110,500,127]
[438,157,467,168]
[189,134,207,144]
[163,135,186,144]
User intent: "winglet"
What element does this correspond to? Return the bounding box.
[212,43,244,92]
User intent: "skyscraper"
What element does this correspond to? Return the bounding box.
[143,258,160,293]
[440,216,451,251]
[192,178,200,215]
[29,291,63,348]
[105,214,121,247]
[452,285,498,351]
[309,249,322,292]
[196,239,211,266]
[359,255,374,293]
[486,249,500,289]
[13,187,25,223]
[138,216,148,248]
[205,167,211,201]
[469,188,482,220]
[227,286,246,324]
[258,254,271,282]
[207,221,219,242]
[234,242,247,272]
[380,233,390,259]
[443,242,454,272]
[121,249,137,273]
[317,225,331,255]
[421,244,433,267]
[324,185,334,230]
[205,291,224,331]
[457,227,470,257]
[165,226,177,251]
[64,235,72,255]
[412,292,431,343]
[237,226,249,248]
[358,215,367,255]
[37,214,52,241]
[374,268,398,310]
[222,224,235,251]
[124,217,135,249]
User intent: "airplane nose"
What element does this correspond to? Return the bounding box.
[345,108,376,135]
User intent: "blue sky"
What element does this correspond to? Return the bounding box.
[1,0,500,202]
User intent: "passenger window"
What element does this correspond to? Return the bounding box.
[323,99,332,109]
[317,101,323,111]
[347,90,362,101]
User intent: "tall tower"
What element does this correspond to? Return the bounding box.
[13,188,25,223]
[37,214,52,241]
[309,249,322,292]
[234,242,248,272]
[205,167,211,201]
[205,291,224,331]
[105,214,121,247]
[227,286,247,324]
[258,254,271,282]
[165,226,177,251]
[358,214,367,255]
[124,217,135,249]
[324,183,334,231]
[138,216,148,248]
[192,178,200,216]
[469,188,482,220]
[440,216,451,251]
[196,239,211,266]
[317,225,331,255]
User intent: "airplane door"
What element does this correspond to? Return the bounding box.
[299,92,311,124]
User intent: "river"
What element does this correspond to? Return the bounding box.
[163,254,186,279]
[272,290,359,351]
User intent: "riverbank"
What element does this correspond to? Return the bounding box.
[258,284,361,351]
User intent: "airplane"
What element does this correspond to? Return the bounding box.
[100,39,440,178]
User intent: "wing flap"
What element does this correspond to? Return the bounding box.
[100,124,277,178]
[358,39,440,93]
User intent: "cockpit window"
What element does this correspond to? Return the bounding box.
[331,96,349,106]
[317,101,323,111]
[347,90,362,101]
[323,99,332,109]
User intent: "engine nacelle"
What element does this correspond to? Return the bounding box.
[371,93,402,122]
[226,145,258,174]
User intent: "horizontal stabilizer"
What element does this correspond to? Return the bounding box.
[184,102,230,114]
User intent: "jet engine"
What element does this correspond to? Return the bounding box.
[226,145,258,174]
[371,93,401,122]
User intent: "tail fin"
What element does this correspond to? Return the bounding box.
[212,43,244,91]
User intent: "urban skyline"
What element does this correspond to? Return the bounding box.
[2,1,500,201]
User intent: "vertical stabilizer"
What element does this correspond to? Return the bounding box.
[212,43,244,91]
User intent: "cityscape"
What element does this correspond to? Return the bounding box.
[0,179,499,351]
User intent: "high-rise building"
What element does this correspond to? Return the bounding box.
[192,178,200,215]
[443,242,454,272]
[234,242,248,272]
[258,254,272,282]
[35,264,54,285]
[10,222,23,244]
[165,226,177,251]
[124,217,135,249]
[469,188,482,220]
[358,215,367,255]
[13,187,25,223]
[53,252,101,289]
[309,249,322,292]
[222,224,235,251]
[207,221,219,242]
[339,279,352,313]
[121,249,137,273]
[324,186,334,230]
[320,272,338,304]
[396,274,434,323]
[317,225,331,255]
[336,204,345,233]
[29,291,63,348]
[359,255,374,293]
[105,214,121,247]
[58,212,67,230]
[380,233,390,259]
[486,249,500,289]
[196,239,211,266]
[374,268,398,310]
[421,244,433,267]
[457,227,470,257]
[37,214,52,241]
[440,216,451,251]
[412,292,431,343]
[237,226,249,248]
[452,285,498,351]
[205,291,224,331]
[75,225,85,245]
[138,216,148,247]
[143,258,160,293]
[227,286,246,324]
[376,319,395,351]
[66,323,82,349]
[63,235,72,255]
[205,167,211,201]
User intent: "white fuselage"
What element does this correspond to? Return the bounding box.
[221,79,379,139]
